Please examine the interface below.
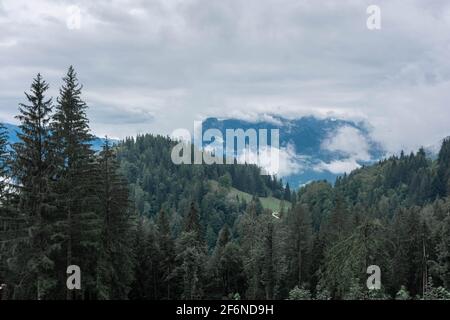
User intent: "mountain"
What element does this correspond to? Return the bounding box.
[2,123,113,151]
[202,115,385,188]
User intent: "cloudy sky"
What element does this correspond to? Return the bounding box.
[1,0,450,154]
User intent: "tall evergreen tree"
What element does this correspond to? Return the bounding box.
[129,217,161,300]
[285,204,312,288]
[96,140,135,299]
[185,201,201,237]
[0,122,13,294]
[208,225,233,297]
[284,183,291,202]
[11,74,58,299]
[239,201,265,299]
[156,209,176,299]
[174,231,207,299]
[51,66,99,299]
[433,138,450,197]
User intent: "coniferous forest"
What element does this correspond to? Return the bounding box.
[1,68,450,300]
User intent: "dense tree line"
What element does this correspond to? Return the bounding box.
[1,69,450,300]
[115,127,450,300]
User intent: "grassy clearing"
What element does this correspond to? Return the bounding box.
[209,180,291,212]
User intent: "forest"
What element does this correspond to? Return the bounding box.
[1,67,450,300]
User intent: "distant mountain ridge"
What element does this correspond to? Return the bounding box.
[2,123,112,151]
[202,115,386,188]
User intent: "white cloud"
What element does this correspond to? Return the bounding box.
[321,126,371,161]
[1,0,450,154]
[316,125,372,174]
[314,159,361,175]
[237,143,305,177]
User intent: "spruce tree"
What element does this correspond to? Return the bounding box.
[208,225,231,297]
[433,138,450,197]
[285,204,312,288]
[157,209,176,299]
[262,219,275,299]
[238,201,265,299]
[174,231,207,299]
[0,123,12,293]
[96,139,135,299]
[51,66,99,299]
[284,183,291,202]
[129,217,161,300]
[11,74,58,299]
[185,201,201,237]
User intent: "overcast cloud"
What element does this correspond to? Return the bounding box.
[1,0,450,153]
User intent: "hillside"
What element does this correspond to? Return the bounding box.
[209,179,291,212]
[2,69,450,300]
[202,115,385,188]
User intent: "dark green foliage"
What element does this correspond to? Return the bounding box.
[50,67,100,299]
[10,74,58,299]
[96,140,135,299]
[433,138,450,198]
[128,217,160,300]
[285,204,313,290]
[284,183,291,201]
[206,225,246,298]
[174,231,207,299]
[0,122,16,294]
[2,70,450,300]
[1,70,135,300]
[438,214,450,288]
[156,209,176,299]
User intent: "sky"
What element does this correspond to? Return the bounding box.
[1,0,450,155]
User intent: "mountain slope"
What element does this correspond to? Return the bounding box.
[2,123,113,151]
[202,115,385,188]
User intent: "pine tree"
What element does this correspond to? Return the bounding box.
[96,140,135,299]
[174,231,207,299]
[262,219,275,299]
[284,183,291,202]
[185,201,201,237]
[0,122,14,293]
[432,138,450,198]
[129,217,160,300]
[51,66,99,299]
[207,225,245,298]
[324,195,349,245]
[11,74,58,299]
[238,201,265,299]
[390,207,426,296]
[285,204,312,288]
[156,209,176,299]
[320,219,385,299]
